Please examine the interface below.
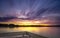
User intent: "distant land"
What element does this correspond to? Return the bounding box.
[0,24,60,27]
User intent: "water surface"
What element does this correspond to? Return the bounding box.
[0,27,60,38]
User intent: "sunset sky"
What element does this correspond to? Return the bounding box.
[0,0,60,25]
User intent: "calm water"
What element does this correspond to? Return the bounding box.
[0,27,60,38]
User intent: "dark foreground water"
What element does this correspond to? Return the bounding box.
[0,27,60,38]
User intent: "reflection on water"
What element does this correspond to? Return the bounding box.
[0,27,49,33]
[0,27,60,38]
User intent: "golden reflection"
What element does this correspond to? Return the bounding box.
[13,27,49,33]
[19,27,39,32]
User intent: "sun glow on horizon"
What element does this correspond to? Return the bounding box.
[0,20,50,26]
[15,20,50,26]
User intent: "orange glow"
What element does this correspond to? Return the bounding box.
[16,20,49,26]
[19,21,34,25]
[0,19,50,26]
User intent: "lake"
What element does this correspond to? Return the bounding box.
[0,27,60,38]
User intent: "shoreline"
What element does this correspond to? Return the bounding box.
[0,31,48,38]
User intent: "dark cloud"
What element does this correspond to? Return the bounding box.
[0,0,60,23]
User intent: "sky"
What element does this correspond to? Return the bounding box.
[0,0,60,24]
